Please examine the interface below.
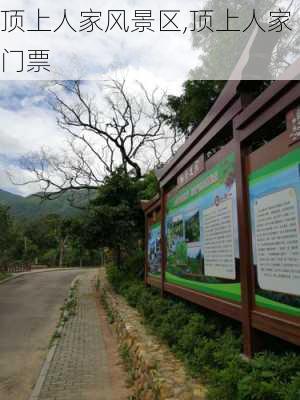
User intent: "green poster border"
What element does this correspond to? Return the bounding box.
[249,147,300,318]
[165,272,300,317]
[166,272,241,302]
[150,222,161,231]
[167,153,235,214]
[166,153,239,302]
[249,147,300,185]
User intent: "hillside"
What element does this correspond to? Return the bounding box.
[0,189,95,219]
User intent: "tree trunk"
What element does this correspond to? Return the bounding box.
[59,238,65,267]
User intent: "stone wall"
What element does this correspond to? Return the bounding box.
[98,270,207,400]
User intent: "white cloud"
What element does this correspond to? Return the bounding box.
[0,104,64,156]
[0,0,201,81]
[0,83,68,195]
[0,76,182,196]
[0,0,203,195]
[0,165,42,196]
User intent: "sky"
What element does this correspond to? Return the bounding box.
[0,0,297,195]
[0,1,202,196]
[0,76,191,197]
[0,1,206,196]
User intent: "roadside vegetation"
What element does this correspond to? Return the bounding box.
[0,204,103,270]
[106,264,300,400]
[0,271,11,282]
[49,279,79,347]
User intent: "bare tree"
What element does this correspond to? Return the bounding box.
[14,79,180,200]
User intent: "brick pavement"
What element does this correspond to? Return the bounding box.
[37,271,129,400]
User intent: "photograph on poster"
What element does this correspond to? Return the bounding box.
[249,148,300,317]
[148,223,162,277]
[166,153,241,302]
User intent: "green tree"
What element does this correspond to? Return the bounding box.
[0,205,26,266]
[83,168,159,269]
[162,80,225,137]
[190,0,299,80]
[0,206,13,266]
[23,214,73,267]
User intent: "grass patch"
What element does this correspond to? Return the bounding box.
[106,265,300,400]
[0,271,12,282]
[119,343,136,388]
[49,279,79,348]
[100,287,115,324]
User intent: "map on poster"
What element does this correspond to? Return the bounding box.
[148,223,161,276]
[249,148,300,305]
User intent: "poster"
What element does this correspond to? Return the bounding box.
[203,198,236,280]
[249,148,300,317]
[166,153,241,302]
[148,223,161,276]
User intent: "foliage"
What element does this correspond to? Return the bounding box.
[190,0,299,80]
[106,265,300,400]
[284,373,300,400]
[0,188,87,220]
[0,203,101,268]
[0,272,11,282]
[83,168,159,268]
[162,80,225,136]
[0,168,157,269]
[0,205,25,266]
[119,343,136,387]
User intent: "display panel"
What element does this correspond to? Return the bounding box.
[166,153,241,302]
[249,148,300,317]
[148,223,162,277]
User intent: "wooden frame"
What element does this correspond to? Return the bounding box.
[143,197,162,290]
[143,78,300,357]
[234,81,300,352]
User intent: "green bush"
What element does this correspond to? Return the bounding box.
[207,357,251,400]
[123,249,145,278]
[284,373,300,400]
[106,264,129,293]
[106,265,300,400]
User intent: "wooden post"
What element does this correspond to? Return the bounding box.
[144,213,149,286]
[160,188,167,297]
[234,135,256,358]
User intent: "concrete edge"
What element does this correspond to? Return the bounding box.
[99,271,207,400]
[28,275,80,400]
[29,344,58,400]
[0,274,22,285]
[0,268,82,286]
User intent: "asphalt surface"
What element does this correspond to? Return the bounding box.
[0,269,83,400]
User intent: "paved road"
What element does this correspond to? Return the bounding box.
[0,270,83,400]
[37,271,130,400]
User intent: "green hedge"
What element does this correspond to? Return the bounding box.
[106,265,300,400]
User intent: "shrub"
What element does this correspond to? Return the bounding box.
[106,265,300,400]
[284,373,300,400]
[123,282,145,307]
[123,249,145,279]
[106,264,129,293]
[207,357,251,400]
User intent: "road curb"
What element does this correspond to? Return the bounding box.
[0,274,21,285]
[0,268,81,286]
[28,275,80,400]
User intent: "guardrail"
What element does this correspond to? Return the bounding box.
[0,264,32,273]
